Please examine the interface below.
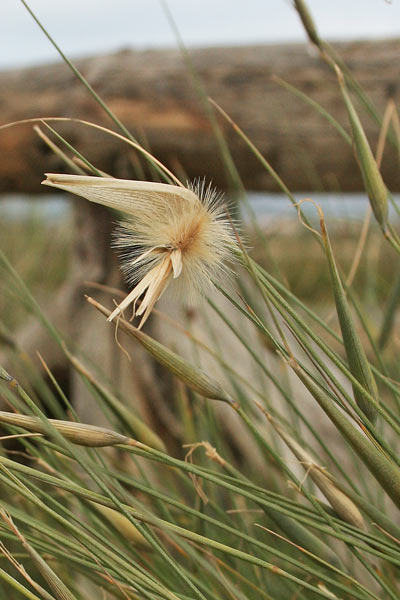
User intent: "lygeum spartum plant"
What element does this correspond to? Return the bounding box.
[42,174,237,328]
[1,1,400,599]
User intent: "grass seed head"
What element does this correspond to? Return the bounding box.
[0,411,130,447]
[42,175,237,327]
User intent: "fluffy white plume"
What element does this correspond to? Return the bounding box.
[42,174,236,328]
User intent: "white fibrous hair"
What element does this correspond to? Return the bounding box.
[113,179,234,300]
[42,174,237,328]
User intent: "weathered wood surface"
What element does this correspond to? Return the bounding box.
[1,39,400,194]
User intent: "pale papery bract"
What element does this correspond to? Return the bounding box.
[42,174,237,328]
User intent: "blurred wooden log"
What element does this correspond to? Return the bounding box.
[1,40,400,194]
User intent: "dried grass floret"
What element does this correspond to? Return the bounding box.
[42,174,237,327]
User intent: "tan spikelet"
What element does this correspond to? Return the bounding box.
[268,415,365,530]
[42,175,236,327]
[0,411,130,447]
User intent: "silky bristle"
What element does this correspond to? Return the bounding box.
[113,181,236,304]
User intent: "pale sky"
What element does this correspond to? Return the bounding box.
[1,0,400,70]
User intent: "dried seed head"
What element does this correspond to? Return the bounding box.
[0,411,130,447]
[42,175,237,327]
[268,415,365,530]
